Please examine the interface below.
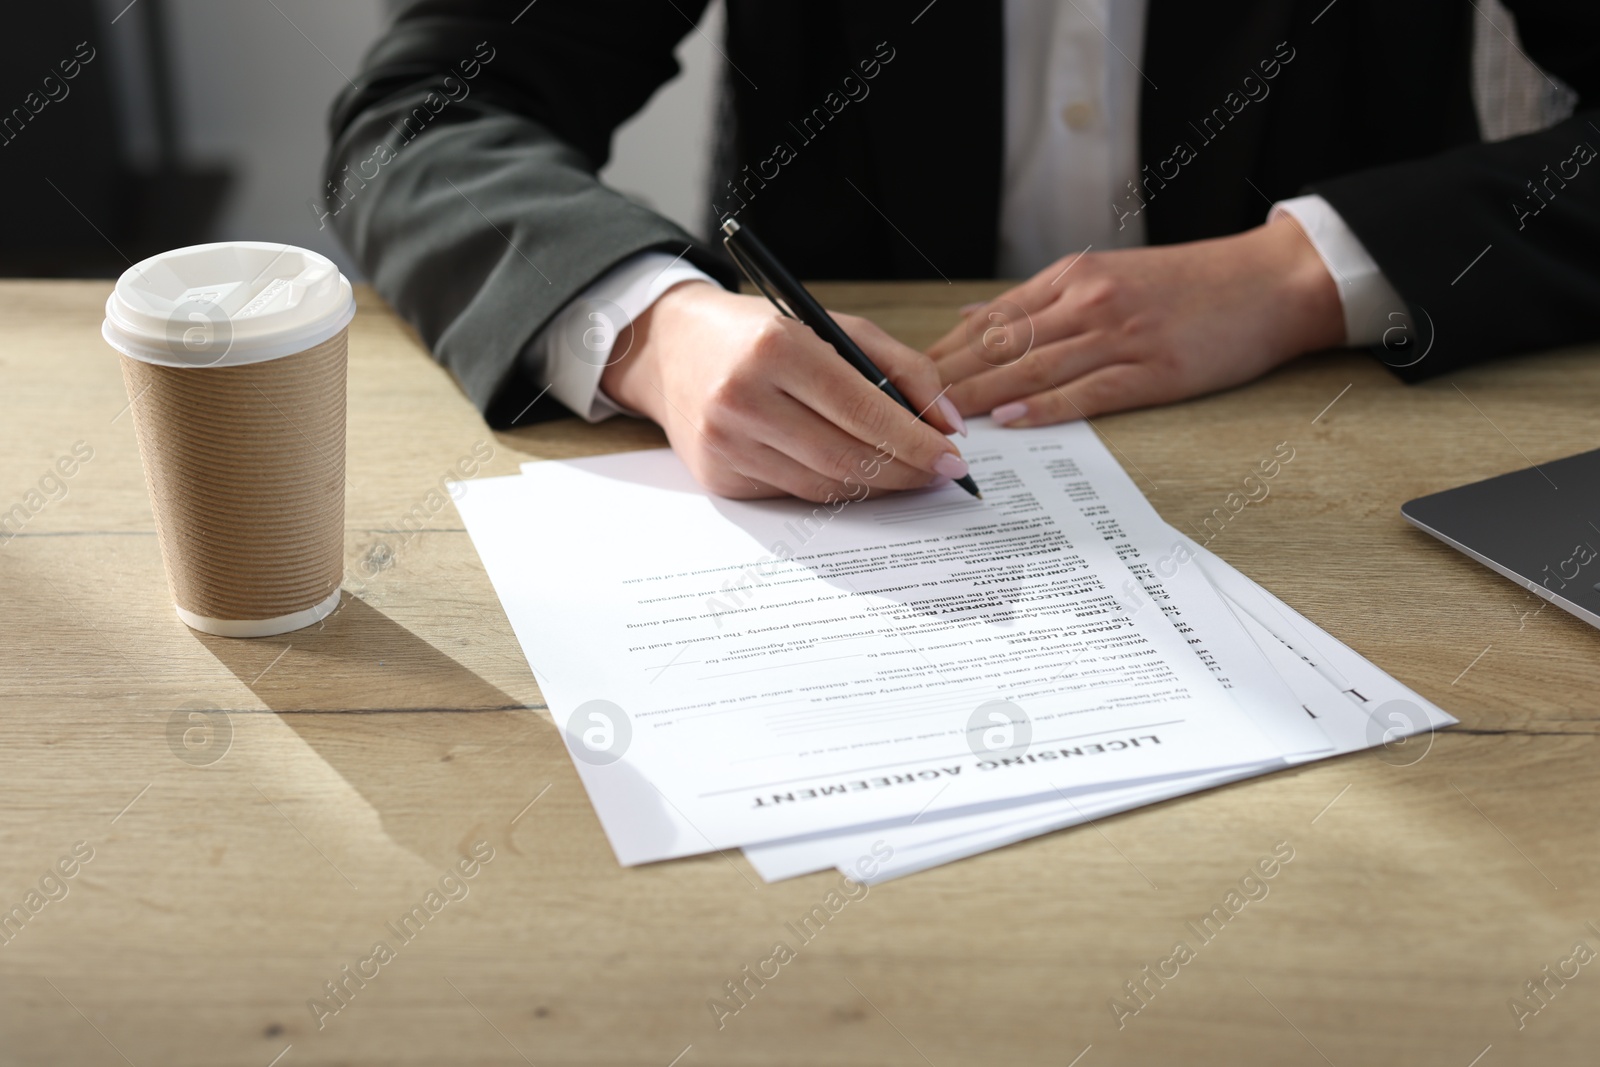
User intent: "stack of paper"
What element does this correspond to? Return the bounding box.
[453,420,1454,882]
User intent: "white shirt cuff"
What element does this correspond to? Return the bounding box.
[1269,194,1406,347]
[526,252,720,423]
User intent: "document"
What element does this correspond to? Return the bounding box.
[457,417,1452,876]
[456,430,1293,865]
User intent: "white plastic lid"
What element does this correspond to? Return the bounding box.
[102,241,356,368]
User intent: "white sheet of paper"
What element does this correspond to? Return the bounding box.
[457,429,1289,864]
[787,540,1456,884]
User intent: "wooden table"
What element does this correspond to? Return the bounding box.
[2,279,1596,1067]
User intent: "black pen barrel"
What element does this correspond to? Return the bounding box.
[726,223,885,385]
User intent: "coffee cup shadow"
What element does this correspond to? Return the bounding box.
[193,593,566,869]
[194,593,520,714]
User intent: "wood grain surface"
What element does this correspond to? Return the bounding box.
[1,280,1596,1067]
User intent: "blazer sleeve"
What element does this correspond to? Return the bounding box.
[323,0,739,426]
[1308,1,1600,381]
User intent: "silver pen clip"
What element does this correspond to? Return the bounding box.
[721,218,796,321]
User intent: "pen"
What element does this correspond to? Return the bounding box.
[720,218,982,500]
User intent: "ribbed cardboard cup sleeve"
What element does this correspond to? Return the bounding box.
[120,331,347,631]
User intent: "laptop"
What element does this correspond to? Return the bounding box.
[1401,448,1600,630]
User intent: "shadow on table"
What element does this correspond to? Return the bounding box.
[193,593,569,868]
[193,593,527,714]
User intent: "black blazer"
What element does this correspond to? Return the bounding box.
[326,0,1600,426]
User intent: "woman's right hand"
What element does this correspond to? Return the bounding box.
[598,282,970,503]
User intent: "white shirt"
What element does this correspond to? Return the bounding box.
[529,0,1403,422]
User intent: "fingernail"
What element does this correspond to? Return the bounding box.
[959,301,986,315]
[991,401,1028,426]
[935,395,968,437]
[932,453,969,480]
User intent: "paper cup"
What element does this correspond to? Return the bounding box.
[103,242,356,637]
